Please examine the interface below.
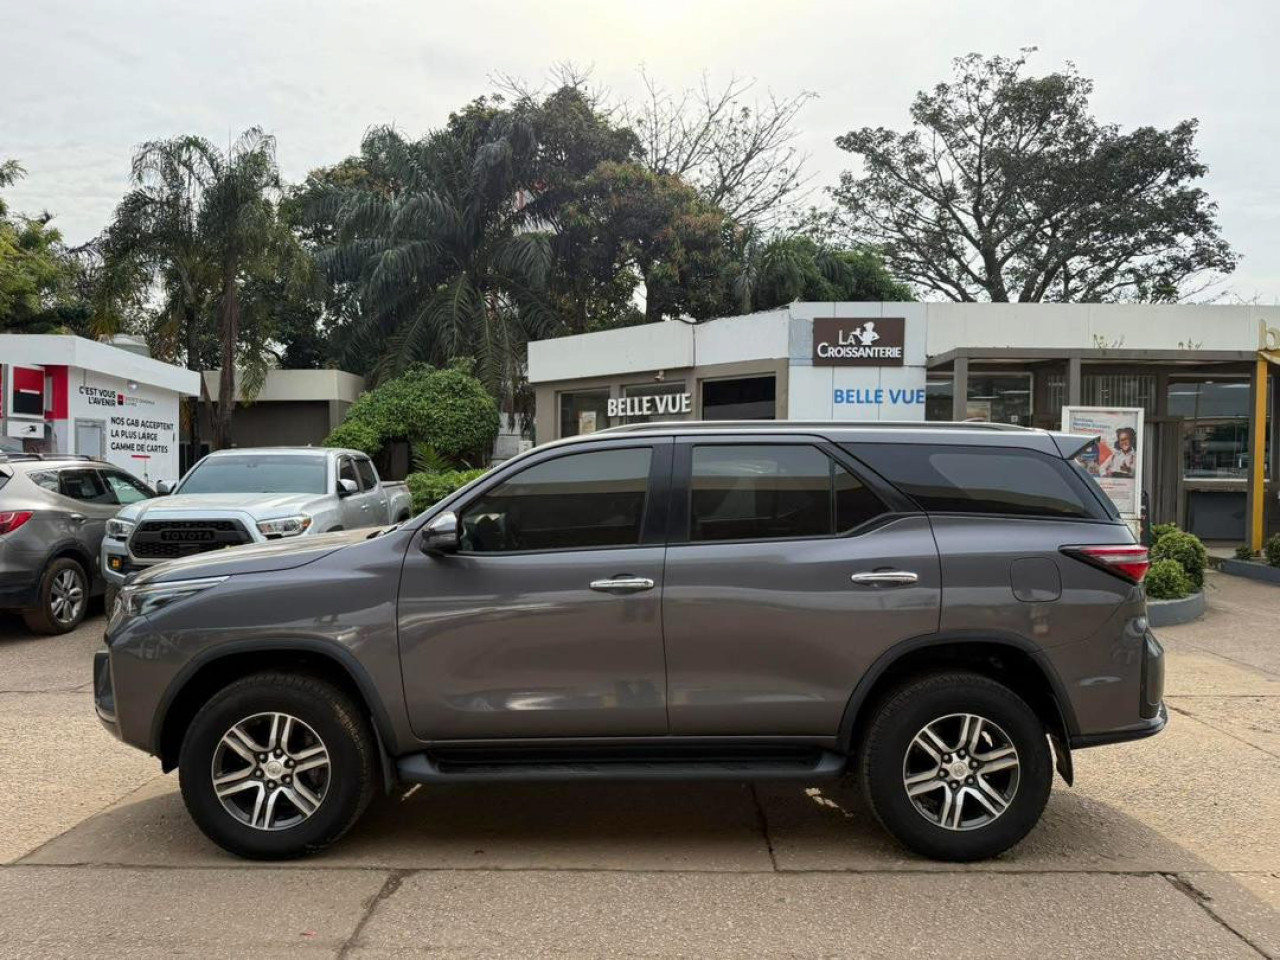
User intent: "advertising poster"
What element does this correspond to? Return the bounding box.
[1061,406,1144,518]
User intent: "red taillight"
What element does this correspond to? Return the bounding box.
[1063,544,1150,583]
[0,511,33,535]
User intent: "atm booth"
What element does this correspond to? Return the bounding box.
[0,335,199,487]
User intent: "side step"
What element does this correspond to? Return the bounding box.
[397,750,846,784]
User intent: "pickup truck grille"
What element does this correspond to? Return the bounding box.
[130,519,253,560]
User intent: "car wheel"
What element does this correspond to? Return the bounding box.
[104,584,119,620]
[858,671,1052,862]
[22,557,89,635]
[179,672,377,860]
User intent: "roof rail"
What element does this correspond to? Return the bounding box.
[596,420,1036,435]
[0,452,98,463]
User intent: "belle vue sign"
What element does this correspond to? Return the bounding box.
[813,318,906,367]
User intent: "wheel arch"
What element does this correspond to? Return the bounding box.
[152,640,398,783]
[837,632,1078,784]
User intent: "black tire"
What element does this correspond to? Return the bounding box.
[104,584,119,620]
[22,557,89,635]
[858,671,1052,862]
[179,672,377,860]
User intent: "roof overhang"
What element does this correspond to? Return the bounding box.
[927,347,1260,369]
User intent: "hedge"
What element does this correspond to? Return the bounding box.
[406,469,488,513]
[1151,529,1208,589]
[1145,558,1193,600]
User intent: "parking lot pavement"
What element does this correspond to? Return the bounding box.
[2,571,1278,958]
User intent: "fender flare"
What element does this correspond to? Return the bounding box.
[150,637,401,766]
[836,629,1079,775]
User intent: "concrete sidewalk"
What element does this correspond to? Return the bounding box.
[1,572,1276,958]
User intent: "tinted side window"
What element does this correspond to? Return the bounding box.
[851,444,1106,520]
[28,471,60,493]
[355,458,378,490]
[58,468,113,504]
[689,444,885,542]
[461,447,652,553]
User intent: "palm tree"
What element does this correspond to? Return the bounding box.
[98,129,303,451]
[316,122,555,411]
[97,135,220,453]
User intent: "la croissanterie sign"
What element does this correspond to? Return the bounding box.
[813,318,906,366]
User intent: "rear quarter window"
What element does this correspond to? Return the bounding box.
[849,444,1110,521]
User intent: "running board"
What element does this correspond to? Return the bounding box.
[397,750,846,784]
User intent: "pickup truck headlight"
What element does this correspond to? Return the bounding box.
[105,518,135,541]
[257,515,312,539]
[109,576,227,629]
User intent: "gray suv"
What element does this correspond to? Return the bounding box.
[1,454,154,634]
[95,422,1166,862]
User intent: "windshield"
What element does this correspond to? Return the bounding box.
[178,455,328,495]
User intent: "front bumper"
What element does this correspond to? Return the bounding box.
[100,538,141,586]
[93,649,122,740]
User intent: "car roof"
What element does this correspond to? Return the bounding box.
[201,447,356,458]
[551,420,1087,458]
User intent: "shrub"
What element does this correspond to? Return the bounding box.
[1234,544,1255,561]
[406,468,488,513]
[1150,529,1208,589]
[1145,558,1193,600]
[321,419,381,457]
[323,363,499,468]
[1151,522,1179,544]
[1266,533,1280,568]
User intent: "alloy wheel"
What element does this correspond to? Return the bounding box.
[211,712,331,831]
[902,712,1020,831]
[50,568,85,625]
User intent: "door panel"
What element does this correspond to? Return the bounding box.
[663,516,941,736]
[397,440,672,740]
[398,548,668,739]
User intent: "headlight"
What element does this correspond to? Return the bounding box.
[105,518,135,541]
[257,515,312,539]
[109,576,227,629]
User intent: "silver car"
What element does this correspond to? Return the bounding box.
[0,454,154,634]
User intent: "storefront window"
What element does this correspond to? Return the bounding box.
[619,381,690,424]
[925,374,1032,424]
[1045,373,1157,419]
[1168,378,1271,479]
[702,376,776,420]
[559,390,611,438]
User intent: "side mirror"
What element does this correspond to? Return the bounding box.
[420,511,460,555]
[337,478,358,497]
[155,481,171,496]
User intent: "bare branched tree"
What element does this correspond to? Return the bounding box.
[628,69,816,229]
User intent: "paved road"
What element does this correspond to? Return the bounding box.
[0,572,1276,958]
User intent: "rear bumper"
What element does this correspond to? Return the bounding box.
[1070,631,1167,749]
[0,571,38,609]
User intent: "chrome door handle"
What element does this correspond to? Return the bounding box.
[851,571,919,586]
[590,576,655,593]
[69,514,86,522]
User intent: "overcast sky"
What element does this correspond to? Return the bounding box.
[3,0,1277,300]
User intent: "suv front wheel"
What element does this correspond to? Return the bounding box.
[179,672,377,859]
[859,672,1052,861]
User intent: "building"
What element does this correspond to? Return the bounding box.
[0,334,199,485]
[528,303,1280,545]
[189,369,364,470]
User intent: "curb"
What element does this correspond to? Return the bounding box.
[1147,590,1205,627]
[1217,558,1280,586]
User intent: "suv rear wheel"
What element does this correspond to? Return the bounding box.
[179,672,377,859]
[22,557,89,635]
[859,671,1052,861]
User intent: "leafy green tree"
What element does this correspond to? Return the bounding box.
[0,160,87,334]
[323,363,499,470]
[834,51,1236,302]
[725,230,913,313]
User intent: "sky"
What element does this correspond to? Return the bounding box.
[3,0,1278,301]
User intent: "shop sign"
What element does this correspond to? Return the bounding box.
[1061,406,1144,519]
[813,318,906,367]
[607,393,692,418]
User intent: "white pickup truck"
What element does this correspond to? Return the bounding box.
[100,447,413,594]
